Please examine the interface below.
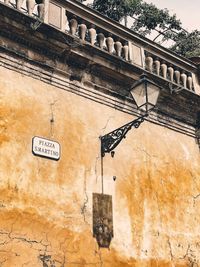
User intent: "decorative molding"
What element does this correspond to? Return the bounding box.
[0,49,196,139]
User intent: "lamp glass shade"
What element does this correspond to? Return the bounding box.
[131,78,160,113]
[130,82,147,108]
[147,83,160,106]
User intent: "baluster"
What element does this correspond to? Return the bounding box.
[69,16,78,35]
[187,75,193,90]
[106,34,114,54]
[114,39,122,57]
[181,71,187,88]
[79,21,87,41]
[37,3,44,19]
[154,57,161,76]
[26,0,35,15]
[123,42,129,61]
[65,14,69,31]
[88,25,96,46]
[97,32,105,49]
[168,65,174,82]
[174,68,181,84]
[145,54,153,72]
[16,0,23,10]
[161,61,167,79]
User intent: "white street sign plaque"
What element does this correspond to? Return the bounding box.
[32,136,60,160]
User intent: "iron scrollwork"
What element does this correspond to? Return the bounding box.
[100,115,147,157]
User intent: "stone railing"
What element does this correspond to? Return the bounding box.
[1,0,130,61]
[1,0,199,94]
[65,12,130,61]
[1,0,45,19]
[144,52,194,91]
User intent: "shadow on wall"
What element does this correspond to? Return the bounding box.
[195,111,200,149]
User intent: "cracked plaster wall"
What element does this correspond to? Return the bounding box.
[0,66,200,267]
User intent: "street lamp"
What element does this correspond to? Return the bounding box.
[93,74,161,249]
[100,74,161,158]
[130,74,161,114]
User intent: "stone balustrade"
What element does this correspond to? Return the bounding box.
[66,12,130,61]
[2,0,130,61]
[1,0,199,94]
[144,52,194,91]
[2,0,44,19]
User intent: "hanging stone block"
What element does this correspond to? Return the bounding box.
[93,193,113,248]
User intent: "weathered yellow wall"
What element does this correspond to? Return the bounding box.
[1,66,200,267]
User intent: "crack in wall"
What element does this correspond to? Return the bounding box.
[180,244,190,260]
[94,155,100,184]
[167,239,200,266]
[100,116,115,136]
[0,258,7,267]
[0,230,49,251]
[60,255,66,267]
[192,193,200,207]
[96,249,103,267]
[167,238,174,260]
[80,169,89,224]
[154,191,163,230]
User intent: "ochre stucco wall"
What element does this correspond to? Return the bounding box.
[1,67,200,267]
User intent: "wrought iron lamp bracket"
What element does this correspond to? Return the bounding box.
[100,114,148,157]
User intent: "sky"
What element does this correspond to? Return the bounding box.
[144,0,200,31]
[85,0,200,32]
